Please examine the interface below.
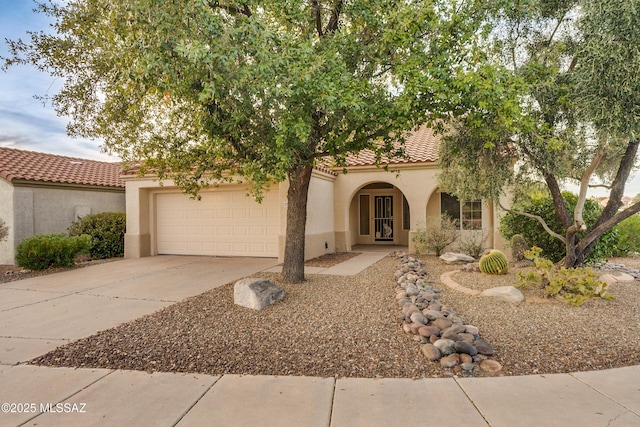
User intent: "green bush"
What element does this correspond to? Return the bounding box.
[500,192,618,263]
[615,214,640,255]
[69,212,126,259]
[457,232,484,258]
[16,233,91,270]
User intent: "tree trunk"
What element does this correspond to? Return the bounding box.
[282,164,313,283]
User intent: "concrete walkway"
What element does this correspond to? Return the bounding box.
[1,251,639,426]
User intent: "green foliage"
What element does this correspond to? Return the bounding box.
[412,214,460,257]
[479,249,509,275]
[68,212,126,259]
[517,246,614,306]
[615,215,640,255]
[500,192,618,263]
[16,234,91,270]
[0,218,7,242]
[510,234,530,261]
[457,232,484,258]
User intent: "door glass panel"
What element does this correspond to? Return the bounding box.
[359,195,370,235]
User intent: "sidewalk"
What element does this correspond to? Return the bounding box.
[1,365,638,426]
[1,250,639,426]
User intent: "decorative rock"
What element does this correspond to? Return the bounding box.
[421,344,442,361]
[439,252,476,264]
[442,324,466,335]
[458,333,475,342]
[463,325,479,335]
[410,312,429,325]
[427,303,442,312]
[233,278,285,310]
[459,353,473,364]
[441,330,461,341]
[402,324,413,334]
[461,362,476,371]
[479,359,503,374]
[418,326,441,337]
[480,286,524,303]
[410,323,425,334]
[440,354,460,368]
[433,318,453,330]
[433,339,456,355]
[454,340,478,356]
[473,339,495,356]
[422,309,445,320]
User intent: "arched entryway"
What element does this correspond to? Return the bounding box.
[348,183,411,246]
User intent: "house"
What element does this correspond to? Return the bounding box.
[123,126,506,261]
[0,147,126,264]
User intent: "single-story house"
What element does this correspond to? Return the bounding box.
[0,147,126,264]
[123,126,507,261]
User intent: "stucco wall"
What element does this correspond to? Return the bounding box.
[0,181,125,264]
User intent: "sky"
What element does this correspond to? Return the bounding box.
[1,1,640,196]
[0,0,116,162]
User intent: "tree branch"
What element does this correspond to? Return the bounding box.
[499,202,566,243]
[325,0,343,35]
[209,1,252,17]
[574,149,607,229]
[310,0,323,37]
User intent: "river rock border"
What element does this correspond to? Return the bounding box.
[394,254,503,376]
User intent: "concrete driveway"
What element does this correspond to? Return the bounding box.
[0,256,278,365]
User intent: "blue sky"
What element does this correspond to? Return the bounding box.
[1,1,639,197]
[0,0,116,161]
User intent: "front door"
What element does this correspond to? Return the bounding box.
[374,195,393,241]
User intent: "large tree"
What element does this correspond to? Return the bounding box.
[437,0,640,267]
[4,0,487,282]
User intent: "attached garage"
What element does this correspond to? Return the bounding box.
[155,189,280,257]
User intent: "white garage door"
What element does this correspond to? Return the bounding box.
[156,190,280,257]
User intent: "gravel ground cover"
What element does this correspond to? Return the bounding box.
[28,254,640,378]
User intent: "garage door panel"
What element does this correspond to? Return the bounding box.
[156,190,279,257]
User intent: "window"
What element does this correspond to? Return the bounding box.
[402,195,410,230]
[441,193,482,230]
[359,195,370,235]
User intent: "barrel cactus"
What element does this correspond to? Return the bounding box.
[479,250,509,275]
[510,234,530,261]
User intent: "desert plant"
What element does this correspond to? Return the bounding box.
[0,219,7,242]
[516,246,614,306]
[479,249,509,275]
[16,233,91,270]
[412,214,460,256]
[457,232,484,258]
[510,234,530,261]
[68,212,126,259]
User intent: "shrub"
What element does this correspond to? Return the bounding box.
[69,212,126,259]
[412,214,460,256]
[16,233,91,270]
[516,246,614,306]
[615,214,640,255]
[457,232,484,258]
[479,249,509,275]
[500,192,618,263]
[0,218,7,242]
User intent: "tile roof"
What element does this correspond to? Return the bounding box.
[0,147,124,188]
[344,124,440,167]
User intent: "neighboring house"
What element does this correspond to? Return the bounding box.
[0,147,125,264]
[123,126,506,261]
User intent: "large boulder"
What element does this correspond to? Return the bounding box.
[439,252,476,264]
[480,286,524,303]
[234,278,286,310]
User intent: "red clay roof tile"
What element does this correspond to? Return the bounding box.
[0,147,124,188]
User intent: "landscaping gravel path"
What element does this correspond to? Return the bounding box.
[30,255,640,378]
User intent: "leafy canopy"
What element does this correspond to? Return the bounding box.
[5,0,489,196]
